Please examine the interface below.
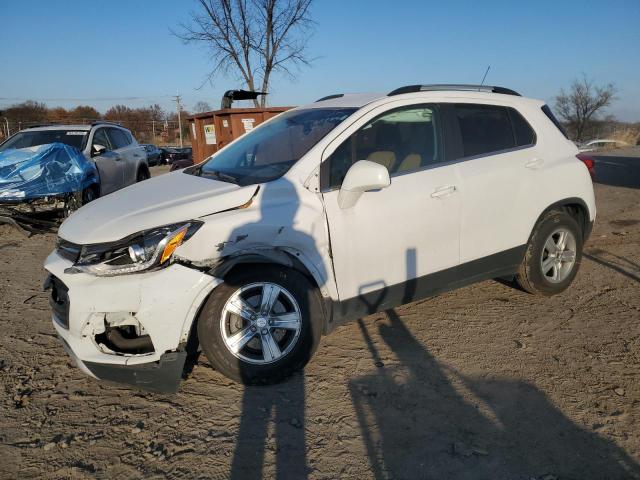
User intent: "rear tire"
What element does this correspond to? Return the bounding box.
[197,265,323,385]
[516,209,583,296]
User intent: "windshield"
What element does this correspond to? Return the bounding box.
[192,107,356,186]
[0,129,88,152]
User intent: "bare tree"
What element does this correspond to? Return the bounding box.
[177,0,314,107]
[555,75,616,141]
[193,100,213,113]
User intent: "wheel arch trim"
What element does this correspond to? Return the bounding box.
[530,197,593,241]
[207,247,333,332]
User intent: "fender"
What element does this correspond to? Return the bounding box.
[208,246,335,333]
[530,197,593,241]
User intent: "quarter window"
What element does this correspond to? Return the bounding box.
[326,104,443,189]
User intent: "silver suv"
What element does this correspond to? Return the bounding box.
[0,121,150,198]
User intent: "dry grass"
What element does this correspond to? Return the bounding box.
[610,127,640,146]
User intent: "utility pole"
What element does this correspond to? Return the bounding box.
[152,120,155,140]
[173,94,183,147]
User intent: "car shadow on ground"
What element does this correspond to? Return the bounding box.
[585,249,640,283]
[221,177,321,479]
[346,249,640,479]
[349,308,640,479]
[229,373,308,480]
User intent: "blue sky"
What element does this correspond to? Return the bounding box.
[1,0,639,120]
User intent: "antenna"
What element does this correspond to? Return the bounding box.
[479,65,491,88]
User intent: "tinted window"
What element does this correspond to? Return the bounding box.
[91,128,112,150]
[326,104,443,189]
[193,108,356,186]
[455,104,515,157]
[0,129,88,152]
[108,128,130,149]
[541,104,569,139]
[509,108,536,146]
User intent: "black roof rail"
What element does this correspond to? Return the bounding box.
[388,84,521,96]
[315,94,344,102]
[24,123,55,129]
[91,120,123,127]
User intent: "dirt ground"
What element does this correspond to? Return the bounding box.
[0,167,639,479]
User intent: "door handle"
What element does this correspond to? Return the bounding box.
[525,158,544,169]
[430,185,457,198]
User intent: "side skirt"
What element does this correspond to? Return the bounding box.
[328,245,526,332]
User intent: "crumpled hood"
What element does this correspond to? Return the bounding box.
[0,143,96,201]
[59,170,256,244]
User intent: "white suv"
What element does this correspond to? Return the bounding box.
[44,85,595,392]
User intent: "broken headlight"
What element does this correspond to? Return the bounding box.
[71,221,202,276]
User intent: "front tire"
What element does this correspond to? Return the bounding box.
[136,167,150,182]
[82,185,99,205]
[197,265,323,385]
[516,209,583,296]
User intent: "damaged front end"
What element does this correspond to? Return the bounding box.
[0,143,97,235]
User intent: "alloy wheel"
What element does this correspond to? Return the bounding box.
[220,282,302,364]
[540,228,577,283]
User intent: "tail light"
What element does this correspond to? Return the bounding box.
[576,153,595,179]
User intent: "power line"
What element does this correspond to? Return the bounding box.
[0,94,213,102]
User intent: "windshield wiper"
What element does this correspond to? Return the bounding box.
[200,169,239,185]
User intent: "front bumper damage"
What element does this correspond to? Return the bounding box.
[0,193,81,235]
[44,251,221,393]
[0,142,98,235]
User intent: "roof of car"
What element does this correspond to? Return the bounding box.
[309,85,540,110]
[308,93,385,109]
[23,121,126,132]
[23,125,93,131]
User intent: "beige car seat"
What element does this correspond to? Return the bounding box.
[397,154,422,172]
[367,151,396,171]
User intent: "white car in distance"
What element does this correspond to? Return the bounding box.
[44,85,596,392]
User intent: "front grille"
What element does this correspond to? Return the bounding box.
[49,276,70,329]
[56,238,81,263]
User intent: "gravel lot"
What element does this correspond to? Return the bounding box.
[1,161,639,479]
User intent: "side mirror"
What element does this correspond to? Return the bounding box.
[92,144,107,157]
[338,160,391,209]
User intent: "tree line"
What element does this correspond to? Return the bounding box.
[0,101,195,145]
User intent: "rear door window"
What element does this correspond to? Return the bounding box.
[108,128,130,149]
[509,108,536,146]
[454,104,536,158]
[455,104,515,157]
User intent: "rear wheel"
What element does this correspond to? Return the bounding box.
[197,265,323,385]
[516,209,583,296]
